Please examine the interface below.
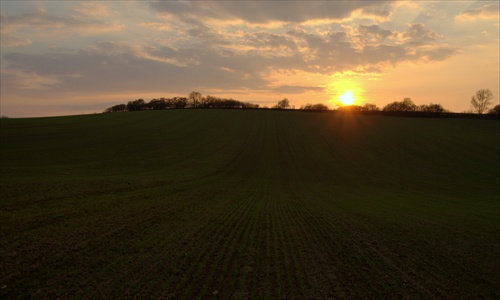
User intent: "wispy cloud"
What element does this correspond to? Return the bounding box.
[0,34,32,47]
[1,5,123,37]
[73,2,111,19]
[456,3,499,21]
[139,22,173,31]
[149,1,393,24]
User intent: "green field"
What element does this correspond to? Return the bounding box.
[1,110,499,299]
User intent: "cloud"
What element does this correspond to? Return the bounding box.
[1,69,62,90]
[401,23,443,46]
[1,40,271,99]
[272,85,325,94]
[359,25,395,41]
[0,34,32,47]
[141,3,459,76]
[139,22,173,31]
[352,4,392,21]
[73,2,111,18]
[456,3,499,21]
[418,47,459,61]
[149,1,392,24]
[239,31,298,57]
[277,23,456,73]
[1,6,122,37]
[2,17,459,101]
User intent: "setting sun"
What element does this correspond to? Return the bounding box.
[339,91,355,106]
[328,78,363,107]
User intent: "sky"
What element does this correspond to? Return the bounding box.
[1,1,499,117]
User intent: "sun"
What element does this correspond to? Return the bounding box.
[339,91,355,106]
[327,78,364,107]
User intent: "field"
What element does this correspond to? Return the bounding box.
[1,110,499,299]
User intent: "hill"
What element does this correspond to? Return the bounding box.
[1,110,499,298]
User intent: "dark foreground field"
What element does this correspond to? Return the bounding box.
[1,110,499,299]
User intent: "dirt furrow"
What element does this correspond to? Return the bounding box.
[104,186,247,297]
[155,185,255,298]
[195,187,262,298]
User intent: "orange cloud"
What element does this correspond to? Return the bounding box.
[0,34,32,47]
[74,2,111,19]
[1,6,123,38]
[456,3,499,21]
[139,22,173,31]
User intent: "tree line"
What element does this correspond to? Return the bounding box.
[382,98,447,113]
[274,89,499,115]
[104,94,259,113]
[299,99,447,113]
[104,89,499,115]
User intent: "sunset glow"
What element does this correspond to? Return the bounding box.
[339,91,355,106]
[0,1,498,117]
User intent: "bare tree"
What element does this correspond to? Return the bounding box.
[470,89,493,114]
[274,98,290,109]
[189,91,202,108]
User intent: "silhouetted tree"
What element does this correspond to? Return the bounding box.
[398,97,417,111]
[199,95,211,108]
[419,103,446,113]
[196,95,254,109]
[104,104,126,113]
[148,98,169,110]
[126,99,146,111]
[103,93,258,114]
[172,97,188,109]
[242,102,259,109]
[470,89,493,114]
[189,91,202,108]
[301,103,329,110]
[274,98,290,109]
[360,103,380,111]
[488,104,500,115]
[401,98,416,111]
[383,98,417,112]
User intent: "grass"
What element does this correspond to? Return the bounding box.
[1,109,499,298]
